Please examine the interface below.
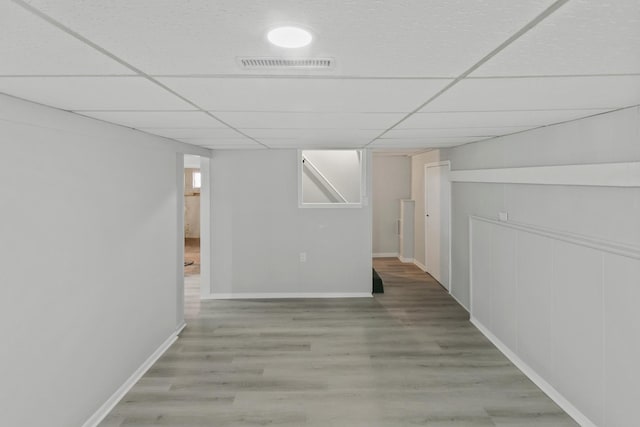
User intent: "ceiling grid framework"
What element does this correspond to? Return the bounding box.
[6,0,269,149]
[1,0,639,151]
[366,0,572,147]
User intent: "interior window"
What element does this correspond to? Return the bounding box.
[299,149,363,207]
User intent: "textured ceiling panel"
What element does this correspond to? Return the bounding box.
[372,149,428,156]
[473,0,640,76]
[214,112,404,130]
[422,76,640,112]
[7,0,638,150]
[177,137,261,148]
[158,78,451,112]
[140,128,241,139]
[198,144,266,150]
[261,143,366,150]
[0,77,191,110]
[259,137,371,148]
[77,111,224,128]
[384,126,533,139]
[0,2,129,75]
[397,109,610,129]
[27,0,555,77]
[241,128,381,139]
[370,137,482,148]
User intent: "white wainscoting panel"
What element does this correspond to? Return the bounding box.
[516,231,554,381]
[603,254,640,427]
[470,218,493,328]
[470,215,640,427]
[490,226,518,351]
[551,241,604,426]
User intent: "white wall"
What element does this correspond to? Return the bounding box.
[430,106,640,426]
[184,154,201,169]
[0,94,209,427]
[372,155,411,256]
[208,149,372,297]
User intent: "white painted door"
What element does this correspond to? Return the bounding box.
[425,163,450,289]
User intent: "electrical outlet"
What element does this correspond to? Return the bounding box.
[299,252,307,262]
[499,212,509,222]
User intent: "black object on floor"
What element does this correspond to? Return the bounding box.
[372,268,384,293]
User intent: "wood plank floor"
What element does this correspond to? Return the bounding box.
[100,258,577,426]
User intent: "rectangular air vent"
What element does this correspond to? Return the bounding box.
[238,57,334,70]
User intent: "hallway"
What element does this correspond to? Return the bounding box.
[100,259,576,426]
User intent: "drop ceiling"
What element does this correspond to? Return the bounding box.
[1,0,639,151]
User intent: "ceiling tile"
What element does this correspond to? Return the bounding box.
[141,128,240,139]
[260,138,369,148]
[177,137,260,147]
[262,139,366,150]
[214,112,403,129]
[384,127,532,139]
[158,77,451,112]
[0,2,130,75]
[202,145,266,150]
[27,0,555,77]
[473,0,640,76]
[0,77,191,110]
[373,149,428,156]
[397,109,610,129]
[77,111,224,128]
[422,76,640,112]
[371,137,482,148]
[241,129,381,139]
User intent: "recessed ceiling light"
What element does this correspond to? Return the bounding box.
[267,26,312,48]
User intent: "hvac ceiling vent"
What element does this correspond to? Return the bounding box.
[238,57,334,70]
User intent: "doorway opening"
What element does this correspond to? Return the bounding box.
[183,155,202,319]
[177,153,211,328]
[424,161,451,292]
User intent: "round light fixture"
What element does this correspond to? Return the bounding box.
[267,26,312,48]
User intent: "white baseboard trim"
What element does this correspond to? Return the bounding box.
[81,324,183,427]
[413,260,427,271]
[398,256,414,263]
[450,292,470,313]
[470,317,597,427]
[202,292,372,300]
[175,321,187,336]
[373,252,399,258]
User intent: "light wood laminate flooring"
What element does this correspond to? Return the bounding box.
[100,258,577,427]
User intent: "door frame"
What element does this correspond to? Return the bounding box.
[176,153,185,329]
[424,160,452,292]
[199,157,212,299]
